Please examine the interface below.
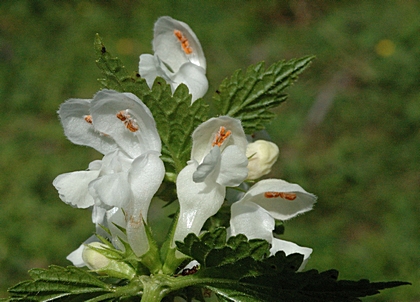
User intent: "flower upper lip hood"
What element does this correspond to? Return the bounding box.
[153,16,206,72]
[237,178,317,220]
[57,97,118,155]
[139,16,208,103]
[89,90,161,158]
[57,89,161,157]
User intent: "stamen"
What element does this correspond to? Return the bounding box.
[116,110,128,122]
[116,110,139,132]
[264,192,297,200]
[124,120,139,132]
[212,126,232,147]
[174,29,193,54]
[84,115,93,124]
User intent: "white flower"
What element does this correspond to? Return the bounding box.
[246,140,279,180]
[174,116,248,243]
[228,179,317,271]
[139,16,208,103]
[53,89,165,260]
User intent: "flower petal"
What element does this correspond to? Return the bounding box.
[89,172,131,209]
[229,199,312,271]
[139,54,173,88]
[91,89,161,158]
[240,179,317,221]
[128,151,165,206]
[174,161,225,244]
[229,201,274,242]
[88,151,133,210]
[125,151,165,256]
[270,238,312,271]
[172,63,208,102]
[58,98,118,154]
[53,167,100,208]
[66,235,98,267]
[92,205,107,225]
[193,146,221,183]
[153,16,206,72]
[217,145,248,187]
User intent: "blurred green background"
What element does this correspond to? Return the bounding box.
[1,1,419,300]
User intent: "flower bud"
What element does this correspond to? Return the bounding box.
[82,242,110,270]
[246,140,279,180]
[82,242,136,280]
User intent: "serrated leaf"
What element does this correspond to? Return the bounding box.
[213,56,314,133]
[28,265,109,288]
[7,266,116,301]
[142,80,209,173]
[6,265,145,302]
[175,228,410,302]
[176,228,270,268]
[94,34,150,98]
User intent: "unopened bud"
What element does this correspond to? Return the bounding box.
[246,140,279,180]
[82,242,136,280]
[82,242,110,270]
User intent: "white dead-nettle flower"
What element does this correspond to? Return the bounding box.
[53,89,165,263]
[229,179,317,271]
[174,116,248,244]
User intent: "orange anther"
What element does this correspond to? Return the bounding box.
[116,110,128,122]
[116,110,139,132]
[124,119,139,132]
[212,126,232,147]
[84,115,93,124]
[174,29,193,54]
[264,192,297,200]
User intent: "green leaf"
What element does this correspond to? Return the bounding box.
[7,265,116,301]
[213,56,315,133]
[28,265,110,288]
[94,34,150,98]
[142,80,209,174]
[175,228,410,302]
[95,34,208,174]
[176,228,270,268]
[6,265,146,301]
